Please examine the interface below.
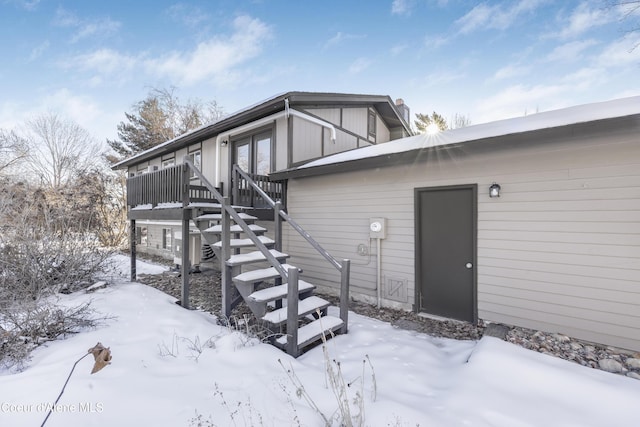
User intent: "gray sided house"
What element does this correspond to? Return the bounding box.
[116,92,640,353]
[271,96,640,352]
[114,92,412,356]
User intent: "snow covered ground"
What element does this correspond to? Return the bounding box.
[1,255,639,427]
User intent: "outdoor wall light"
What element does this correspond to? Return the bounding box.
[220,140,228,147]
[489,183,501,198]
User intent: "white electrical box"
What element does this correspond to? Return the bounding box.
[369,217,387,239]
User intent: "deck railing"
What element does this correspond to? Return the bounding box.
[126,164,279,209]
[126,164,184,207]
[232,169,286,209]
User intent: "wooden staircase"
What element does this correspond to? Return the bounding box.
[127,158,350,358]
[191,205,345,356]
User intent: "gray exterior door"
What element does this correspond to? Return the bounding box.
[415,185,476,323]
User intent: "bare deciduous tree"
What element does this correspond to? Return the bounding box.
[450,113,472,129]
[12,113,102,188]
[0,129,28,175]
[606,1,640,50]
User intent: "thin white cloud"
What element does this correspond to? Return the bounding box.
[552,1,614,39]
[475,83,565,122]
[391,0,416,16]
[490,64,530,81]
[53,7,121,43]
[5,0,40,11]
[424,34,450,49]
[477,31,640,122]
[165,3,210,28]
[322,32,366,50]
[146,15,272,86]
[61,48,138,87]
[390,43,408,56]
[0,89,105,141]
[348,57,373,74]
[596,34,640,66]
[545,39,598,62]
[456,0,544,34]
[59,15,274,88]
[560,67,608,91]
[29,40,49,61]
[40,89,102,127]
[420,70,465,88]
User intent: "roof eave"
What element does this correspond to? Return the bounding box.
[112,91,411,170]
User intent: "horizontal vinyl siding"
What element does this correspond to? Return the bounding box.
[283,126,640,350]
[283,177,416,304]
[477,162,640,350]
[136,223,176,260]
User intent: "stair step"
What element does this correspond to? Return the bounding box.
[248,280,315,303]
[195,212,258,221]
[190,203,252,210]
[233,264,299,286]
[275,316,344,349]
[204,224,266,234]
[226,250,289,267]
[262,296,331,326]
[212,236,275,249]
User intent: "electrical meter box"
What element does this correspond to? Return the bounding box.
[369,217,387,239]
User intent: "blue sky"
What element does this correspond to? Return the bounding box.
[1,0,639,143]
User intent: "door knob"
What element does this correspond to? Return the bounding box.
[465,263,473,269]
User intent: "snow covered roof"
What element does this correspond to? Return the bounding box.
[296,96,640,171]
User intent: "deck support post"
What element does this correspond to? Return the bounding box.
[221,196,232,318]
[130,219,137,281]
[181,209,190,309]
[339,259,350,334]
[180,161,191,309]
[286,267,299,358]
[274,201,283,252]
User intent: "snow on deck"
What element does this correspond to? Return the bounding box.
[196,212,258,221]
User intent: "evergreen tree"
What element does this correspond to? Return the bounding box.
[107,87,224,162]
[414,111,449,134]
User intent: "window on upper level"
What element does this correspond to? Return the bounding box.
[367,109,376,138]
[233,130,271,176]
[188,150,201,179]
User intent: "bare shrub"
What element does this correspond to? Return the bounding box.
[0,301,106,371]
[0,182,115,371]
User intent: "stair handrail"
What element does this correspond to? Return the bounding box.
[184,158,288,279]
[234,164,350,338]
[233,165,342,271]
